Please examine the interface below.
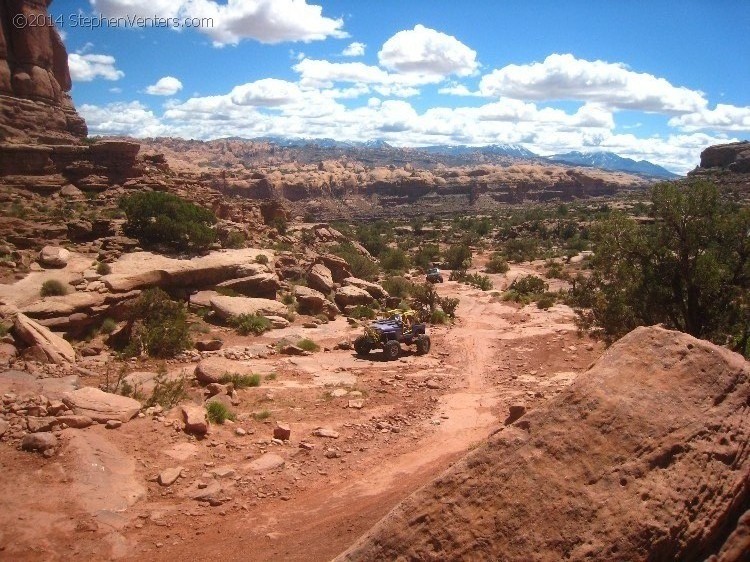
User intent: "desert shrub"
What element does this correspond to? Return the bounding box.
[440,297,460,318]
[297,338,320,352]
[444,243,472,270]
[253,409,271,421]
[0,322,9,338]
[545,260,566,279]
[315,313,330,324]
[356,224,388,256]
[220,373,261,388]
[412,282,440,313]
[379,247,410,272]
[485,252,509,274]
[206,401,235,424]
[382,276,414,299]
[451,271,493,291]
[100,317,117,334]
[504,237,541,263]
[413,243,441,270]
[265,372,277,381]
[215,286,241,297]
[120,191,216,252]
[510,275,548,296]
[281,292,295,306]
[271,216,287,234]
[230,314,272,336]
[330,243,379,281]
[430,309,449,324]
[449,269,465,281]
[40,279,68,297]
[225,231,246,249]
[536,293,556,310]
[349,305,375,320]
[255,254,269,265]
[124,288,191,358]
[96,262,112,275]
[145,368,188,408]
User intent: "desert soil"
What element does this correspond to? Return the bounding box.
[0,269,603,561]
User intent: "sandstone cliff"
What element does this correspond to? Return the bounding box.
[0,0,86,144]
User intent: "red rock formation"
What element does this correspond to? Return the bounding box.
[0,0,87,143]
[337,326,750,561]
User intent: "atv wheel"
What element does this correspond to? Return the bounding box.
[383,340,400,361]
[354,336,372,356]
[416,334,431,355]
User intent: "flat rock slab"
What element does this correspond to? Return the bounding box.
[63,387,141,423]
[0,370,79,398]
[210,295,288,321]
[246,453,285,472]
[195,356,257,385]
[64,430,146,514]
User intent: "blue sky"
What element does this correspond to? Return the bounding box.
[51,0,750,173]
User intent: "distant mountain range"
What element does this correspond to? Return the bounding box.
[247,136,679,178]
[543,151,679,179]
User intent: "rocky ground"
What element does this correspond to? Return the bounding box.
[0,261,606,561]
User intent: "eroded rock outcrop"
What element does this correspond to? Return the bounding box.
[0,0,86,143]
[337,326,750,561]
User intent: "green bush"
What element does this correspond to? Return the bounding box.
[120,191,216,252]
[412,282,440,313]
[330,243,379,281]
[96,262,112,275]
[485,252,509,274]
[450,271,493,291]
[255,254,269,265]
[100,317,117,334]
[297,338,320,352]
[536,293,556,310]
[382,276,414,299]
[40,279,68,297]
[124,288,191,358]
[220,373,261,388]
[225,231,246,249]
[510,275,548,296]
[379,247,410,272]
[145,369,188,409]
[413,243,440,270]
[504,237,541,263]
[445,244,472,270]
[349,305,375,320]
[430,309,449,324]
[206,401,235,424]
[440,297,460,318]
[230,314,272,336]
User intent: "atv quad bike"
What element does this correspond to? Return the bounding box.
[354,310,431,361]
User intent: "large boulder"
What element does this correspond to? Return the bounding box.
[336,326,750,561]
[306,263,334,294]
[699,141,750,173]
[12,313,75,364]
[194,356,257,385]
[210,295,288,321]
[39,245,70,268]
[215,272,281,299]
[334,285,373,308]
[343,277,389,299]
[316,254,353,283]
[102,249,272,292]
[62,387,141,423]
[294,285,339,320]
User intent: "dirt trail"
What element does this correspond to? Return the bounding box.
[1,277,602,562]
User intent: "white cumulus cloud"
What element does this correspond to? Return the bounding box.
[342,42,366,57]
[145,76,183,96]
[668,104,750,132]
[378,25,478,78]
[89,0,347,45]
[479,53,708,114]
[68,53,124,82]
